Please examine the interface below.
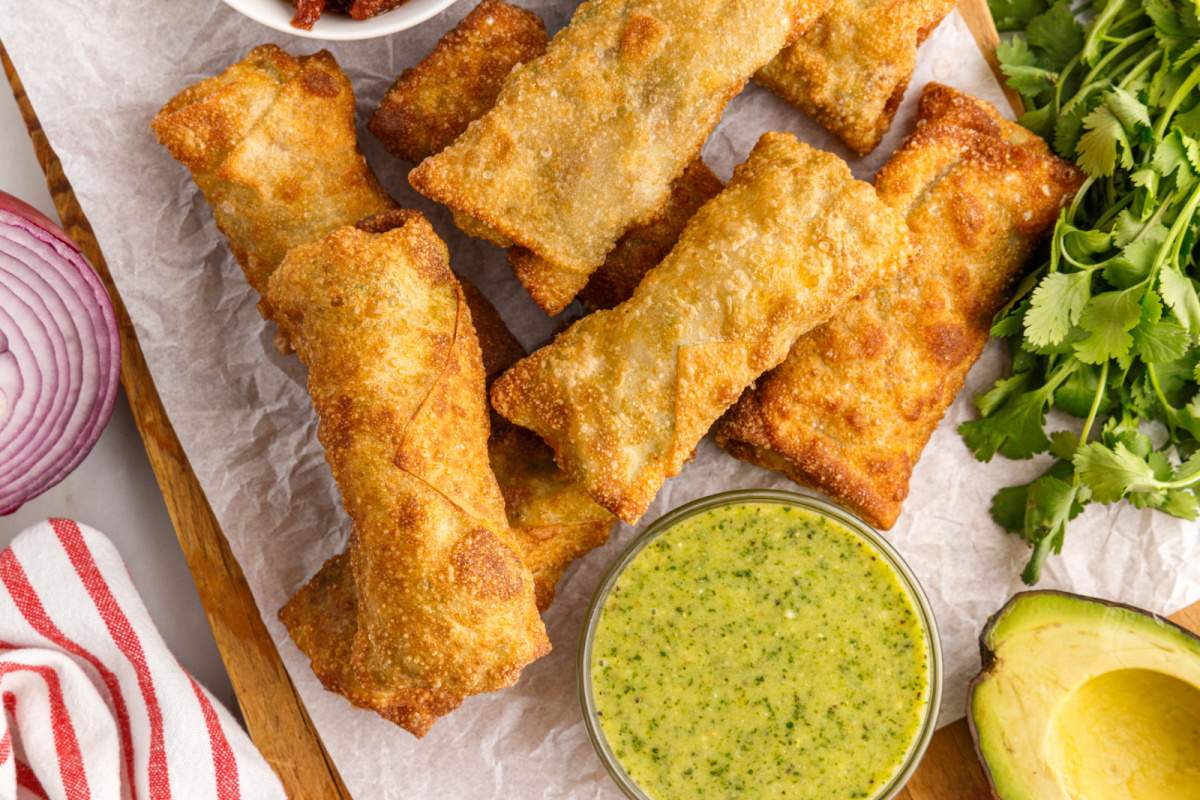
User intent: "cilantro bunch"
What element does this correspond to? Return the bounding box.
[971,0,1200,582]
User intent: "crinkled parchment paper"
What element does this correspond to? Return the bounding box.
[3,3,1199,796]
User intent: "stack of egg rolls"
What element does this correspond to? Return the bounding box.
[409,0,829,314]
[491,133,911,522]
[369,1,726,314]
[389,33,1078,527]
[269,212,549,735]
[154,46,614,735]
[715,84,1083,528]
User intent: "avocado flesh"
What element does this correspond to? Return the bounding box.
[970,591,1200,800]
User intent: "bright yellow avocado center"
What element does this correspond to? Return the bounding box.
[971,592,1200,800]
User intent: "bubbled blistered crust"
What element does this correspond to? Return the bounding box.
[491,134,911,524]
[151,45,395,319]
[756,0,956,155]
[408,0,828,315]
[369,0,548,164]
[715,84,1084,530]
[270,213,548,737]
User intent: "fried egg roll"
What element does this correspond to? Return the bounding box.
[269,211,548,736]
[756,0,955,155]
[716,84,1083,529]
[152,45,395,317]
[409,0,828,315]
[369,0,548,164]
[491,133,911,523]
[279,283,611,725]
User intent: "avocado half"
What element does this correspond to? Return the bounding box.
[969,591,1200,800]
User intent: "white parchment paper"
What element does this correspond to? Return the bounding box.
[4,3,1199,797]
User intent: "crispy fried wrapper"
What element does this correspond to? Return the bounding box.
[370,2,723,311]
[369,0,548,164]
[151,45,395,317]
[409,0,828,315]
[716,84,1083,529]
[491,134,911,523]
[270,211,549,737]
[757,0,955,155]
[459,281,616,609]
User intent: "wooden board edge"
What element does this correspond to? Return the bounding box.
[958,0,1025,116]
[0,42,350,800]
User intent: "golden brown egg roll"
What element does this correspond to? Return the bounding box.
[409,0,829,315]
[269,211,549,736]
[369,0,548,164]
[715,84,1083,529]
[491,133,911,524]
[152,45,395,317]
[756,0,955,155]
[281,287,612,693]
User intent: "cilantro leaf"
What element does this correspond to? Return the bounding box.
[960,388,1054,460]
[1026,1,1085,70]
[1054,99,1092,158]
[1074,441,1159,503]
[1133,318,1191,362]
[998,37,1058,97]
[1104,235,1164,287]
[1025,270,1092,346]
[1074,288,1143,364]
[1105,87,1152,135]
[965,0,1200,582]
[990,483,1031,531]
[1153,129,1200,181]
[1076,104,1132,177]
[990,0,1049,31]
[1162,488,1200,518]
[1160,265,1200,332]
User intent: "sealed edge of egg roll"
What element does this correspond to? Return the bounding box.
[151,44,395,319]
[270,211,548,737]
[756,0,956,155]
[491,133,911,524]
[409,0,829,315]
[715,84,1084,529]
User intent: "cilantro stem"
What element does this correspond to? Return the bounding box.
[1082,0,1127,61]
[1022,534,1058,584]
[1079,360,1110,443]
[1149,182,1200,281]
[1147,364,1177,432]
[1116,48,1161,91]
[1053,54,1082,115]
[1153,66,1200,141]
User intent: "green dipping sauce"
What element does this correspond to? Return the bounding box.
[588,501,931,800]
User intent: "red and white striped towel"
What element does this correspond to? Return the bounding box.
[0,519,285,800]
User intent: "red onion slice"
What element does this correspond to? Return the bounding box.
[0,192,120,515]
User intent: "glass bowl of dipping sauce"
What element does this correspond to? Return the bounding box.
[579,490,942,800]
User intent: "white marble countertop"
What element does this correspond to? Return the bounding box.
[0,78,237,715]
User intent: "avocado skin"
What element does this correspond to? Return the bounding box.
[967,590,1200,800]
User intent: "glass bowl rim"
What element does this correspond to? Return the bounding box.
[577,488,944,800]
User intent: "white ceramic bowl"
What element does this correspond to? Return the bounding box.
[222,0,460,41]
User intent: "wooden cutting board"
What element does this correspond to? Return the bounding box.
[3,3,1198,797]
